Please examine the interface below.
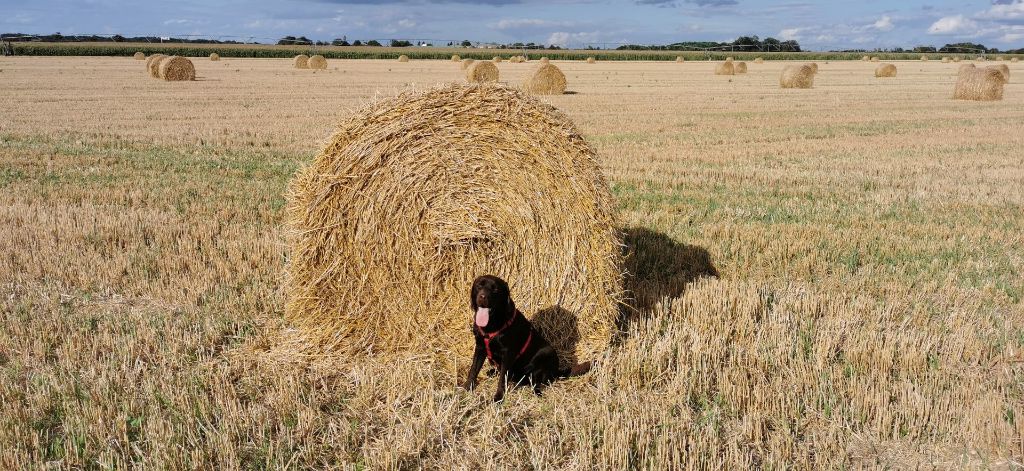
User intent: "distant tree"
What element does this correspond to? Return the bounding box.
[391,39,412,47]
[461,40,472,47]
[352,40,362,46]
[732,35,761,50]
[913,46,937,53]
[939,42,987,53]
[366,40,382,47]
[333,38,350,46]
[112,34,125,42]
[277,36,296,45]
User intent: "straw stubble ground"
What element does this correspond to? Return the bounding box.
[1,57,1023,468]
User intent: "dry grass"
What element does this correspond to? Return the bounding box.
[307,55,327,70]
[875,63,897,78]
[1,57,1022,469]
[524,63,567,95]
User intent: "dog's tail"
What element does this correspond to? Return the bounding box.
[558,361,593,378]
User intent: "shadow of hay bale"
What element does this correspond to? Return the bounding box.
[620,227,718,324]
[531,305,580,369]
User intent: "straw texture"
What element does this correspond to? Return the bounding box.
[293,55,309,69]
[157,56,195,81]
[954,66,1007,101]
[780,64,815,89]
[715,61,735,75]
[524,63,567,95]
[284,83,623,364]
[308,55,327,70]
[875,63,897,78]
[147,54,167,78]
[465,61,499,83]
[133,52,145,60]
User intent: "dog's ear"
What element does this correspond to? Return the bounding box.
[470,280,479,311]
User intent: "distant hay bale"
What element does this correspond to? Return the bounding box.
[461,58,475,69]
[210,53,220,61]
[540,57,549,63]
[920,56,928,61]
[147,54,168,78]
[953,57,962,62]
[492,56,502,63]
[586,56,596,63]
[808,62,818,73]
[942,57,951,63]
[308,55,327,70]
[874,63,897,78]
[294,54,309,69]
[157,56,195,81]
[284,83,622,363]
[997,56,1005,61]
[133,51,145,60]
[715,61,735,75]
[733,61,747,73]
[675,56,684,63]
[987,64,1010,82]
[451,54,460,62]
[465,60,499,83]
[398,55,409,62]
[524,63,567,95]
[975,57,985,62]
[862,56,870,61]
[754,57,764,64]
[870,57,880,62]
[954,66,1007,101]
[1012,57,1020,63]
[780,64,815,89]
[725,56,734,62]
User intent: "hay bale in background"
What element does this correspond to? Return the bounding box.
[133,52,145,60]
[675,56,684,63]
[210,53,220,61]
[294,55,309,69]
[524,63,567,95]
[975,57,986,62]
[157,56,196,81]
[954,66,1006,101]
[1012,57,1020,63]
[451,54,460,62]
[284,83,622,363]
[870,57,880,62]
[997,56,1005,61]
[466,60,499,83]
[734,61,748,74]
[540,57,549,64]
[862,56,870,61]
[715,61,735,75]
[308,55,327,70]
[920,56,929,61]
[953,57,962,63]
[586,56,596,63]
[875,63,897,78]
[147,54,168,78]
[959,63,976,74]
[461,58,475,69]
[492,56,502,63]
[725,56,734,62]
[754,57,764,64]
[942,57,951,63]
[780,64,815,89]
[398,55,410,62]
[987,64,1010,82]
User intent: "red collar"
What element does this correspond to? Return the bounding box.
[475,309,533,364]
[476,309,520,339]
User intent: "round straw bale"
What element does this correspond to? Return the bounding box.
[715,61,735,75]
[874,63,897,78]
[398,54,409,62]
[987,64,1010,82]
[294,54,309,69]
[954,66,1006,101]
[997,56,1005,61]
[675,56,684,63]
[942,57,951,63]
[133,51,145,60]
[451,54,460,62]
[461,58,475,69]
[870,56,880,62]
[920,56,928,61]
[725,56,734,62]
[808,62,818,73]
[959,63,976,74]
[953,56,962,62]
[733,61,747,73]
[308,54,327,70]
[492,56,502,63]
[524,63,567,95]
[210,53,220,61]
[147,54,168,78]
[465,60,499,83]
[754,57,764,64]
[780,64,815,89]
[975,56,985,62]
[540,57,549,63]
[158,56,195,81]
[862,56,870,61]
[586,56,596,63]
[284,83,622,362]
[1012,57,1020,63]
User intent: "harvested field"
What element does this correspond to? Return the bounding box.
[1,57,1022,469]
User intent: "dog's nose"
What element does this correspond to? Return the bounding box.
[476,292,489,308]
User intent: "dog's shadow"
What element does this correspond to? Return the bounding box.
[620,227,718,325]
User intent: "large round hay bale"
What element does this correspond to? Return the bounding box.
[461,58,475,70]
[284,83,622,363]
[147,54,168,78]
[398,54,410,62]
[451,54,460,62]
[780,64,815,89]
[294,54,309,69]
[754,57,764,64]
[158,56,196,81]
[733,61,747,74]
[133,51,145,60]
[586,56,596,63]
[954,66,1006,101]
[465,60,499,83]
[524,63,566,95]
[308,54,327,70]
[874,63,897,78]
[987,64,1010,82]
[210,53,220,61]
[714,61,734,75]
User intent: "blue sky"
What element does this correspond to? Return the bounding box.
[3,0,1024,50]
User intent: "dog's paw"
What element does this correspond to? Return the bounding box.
[492,393,505,403]
[462,380,477,391]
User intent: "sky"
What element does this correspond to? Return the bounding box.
[3,0,1024,50]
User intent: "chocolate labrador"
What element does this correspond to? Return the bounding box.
[463,274,590,402]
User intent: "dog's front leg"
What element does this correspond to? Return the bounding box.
[464,338,486,391]
[493,363,508,403]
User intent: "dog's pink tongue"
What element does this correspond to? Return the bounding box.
[475,308,490,328]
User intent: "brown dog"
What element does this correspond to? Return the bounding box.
[463,275,590,402]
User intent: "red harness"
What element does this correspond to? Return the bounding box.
[476,309,533,365]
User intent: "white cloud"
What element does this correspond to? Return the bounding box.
[927,15,979,35]
[397,19,416,28]
[872,15,894,32]
[779,28,802,40]
[546,31,600,47]
[977,0,1024,20]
